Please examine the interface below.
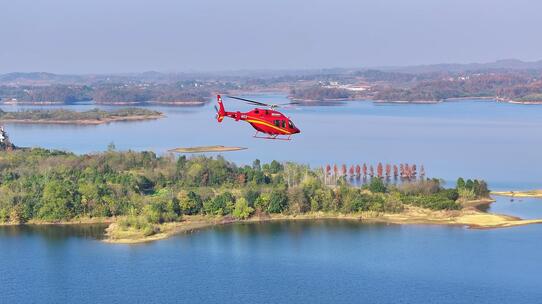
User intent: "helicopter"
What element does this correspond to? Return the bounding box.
[215,95,300,140]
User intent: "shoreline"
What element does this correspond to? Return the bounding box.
[0,113,165,125]
[3,198,542,244]
[0,217,113,227]
[492,190,542,198]
[103,203,542,244]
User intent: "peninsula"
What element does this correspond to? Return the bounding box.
[0,108,164,125]
[1,148,541,244]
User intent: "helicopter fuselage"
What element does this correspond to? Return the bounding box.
[216,95,301,138]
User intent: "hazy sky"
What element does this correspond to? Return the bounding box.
[1,0,541,73]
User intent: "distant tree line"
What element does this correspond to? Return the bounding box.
[0,108,161,121]
[290,86,355,101]
[0,83,218,105]
[373,72,542,102]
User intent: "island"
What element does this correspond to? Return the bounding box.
[169,146,247,153]
[1,148,541,244]
[0,108,164,125]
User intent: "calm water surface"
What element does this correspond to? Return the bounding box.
[1,220,542,304]
[489,196,542,219]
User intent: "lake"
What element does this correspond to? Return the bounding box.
[2,96,541,190]
[1,205,542,304]
[2,96,542,303]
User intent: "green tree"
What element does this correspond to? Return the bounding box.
[456,177,466,189]
[254,193,270,212]
[268,160,283,174]
[267,189,288,213]
[232,198,254,219]
[368,177,387,193]
[243,188,260,208]
[38,180,77,221]
[204,192,235,215]
[465,179,474,190]
[288,187,309,214]
[178,190,203,215]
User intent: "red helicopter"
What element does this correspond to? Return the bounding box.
[215,95,301,140]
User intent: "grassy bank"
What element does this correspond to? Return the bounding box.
[103,204,542,244]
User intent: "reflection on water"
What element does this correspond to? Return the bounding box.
[0,224,108,240]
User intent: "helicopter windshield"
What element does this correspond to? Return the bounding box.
[288,120,295,129]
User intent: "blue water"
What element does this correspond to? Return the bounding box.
[1,220,542,304]
[2,96,541,190]
[489,196,542,219]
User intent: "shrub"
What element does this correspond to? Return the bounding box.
[368,178,387,193]
[204,192,235,215]
[267,189,288,213]
[232,198,254,220]
[400,194,461,210]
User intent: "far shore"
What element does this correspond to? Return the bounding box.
[492,190,542,198]
[0,113,164,125]
[1,100,206,106]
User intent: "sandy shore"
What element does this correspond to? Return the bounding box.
[103,205,542,244]
[492,190,542,198]
[168,145,247,153]
[0,114,164,125]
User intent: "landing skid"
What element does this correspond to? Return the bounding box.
[253,131,292,140]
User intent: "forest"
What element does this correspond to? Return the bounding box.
[290,86,356,101]
[0,149,489,235]
[0,83,214,105]
[372,72,542,102]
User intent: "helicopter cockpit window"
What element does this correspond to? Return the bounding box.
[274,120,280,127]
[288,120,295,129]
[281,120,286,128]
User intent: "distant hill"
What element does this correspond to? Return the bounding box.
[2,59,542,84]
[379,59,542,74]
[0,72,84,84]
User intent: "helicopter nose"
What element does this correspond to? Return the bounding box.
[294,127,300,134]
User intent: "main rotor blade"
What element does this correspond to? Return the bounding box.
[269,102,300,108]
[226,96,269,107]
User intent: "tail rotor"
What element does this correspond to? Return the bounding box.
[215,95,225,122]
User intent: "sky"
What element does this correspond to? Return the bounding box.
[1,0,541,74]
